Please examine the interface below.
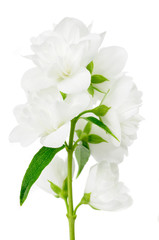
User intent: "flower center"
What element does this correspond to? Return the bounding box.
[57,68,72,82]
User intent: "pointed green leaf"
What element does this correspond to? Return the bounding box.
[86,61,94,74]
[83,116,119,141]
[49,180,62,195]
[83,122,92,134]
[87,84,94,96]
[91,75,109,84]
[20,145,65,206]
[88,134,108,144]
[92,105,110,117]
[60,91,67,100]
[75,144,90,178]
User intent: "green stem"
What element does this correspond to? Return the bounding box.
[64,198,69,213]
[73,202,83,215]
[73,139,81,151]
[67,118,77,240]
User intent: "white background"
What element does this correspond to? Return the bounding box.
[0,0,159,239]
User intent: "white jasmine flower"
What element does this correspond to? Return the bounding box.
[90,75,142,162]
[36,156,70,195]
[85,162,132,211]
[9,88,90,147]
[22,18,105,94]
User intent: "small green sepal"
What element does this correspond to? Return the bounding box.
[60,91,67,100]
[88,134,108,144]
[49,178,68,200]
[62,178,68,192]
[75,129,83,138]
[91,75,109,84]
[82,141,90,150]
[61,178,68,199]
[87,84,94,96]
[82,192,91,204]
[49,180,62,195]
[86,61,94,74]
[92,105,110,117]
[80,132,88,142]
[83,122,92,134]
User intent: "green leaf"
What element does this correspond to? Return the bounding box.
[49,180,62,195]
[75,144,90,178]
[91,75,109,84]
[87,84,94,96]
[83,116,119,142]
[76,129,82,138]
[60,91,67,100]
[20,145,65,206]
[83,122,92,134]
[88,134,107,144]
[86,61,94,74]
[91,105,110,117]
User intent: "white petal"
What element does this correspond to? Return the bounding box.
[36,156,68,195]
[102,108,121,146]
[40,122,70,148]
[85,164,98,193]
[31,30,54,45]
[90,142,126,163]
[13,104,27,123]
[104,75,133,109]
[70,33,105,69]
[9,125,39,146]
[94,182,132,211]
[91,192,132,211]
[36,156,75,195]
[93,46,128,78]
[79,33,105,66]
[57,68,91,94]
[89,108,121,146]
[65,92,90,120]
[54,17,89,44]
[21,68,53,92]
[88,22,93,32]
